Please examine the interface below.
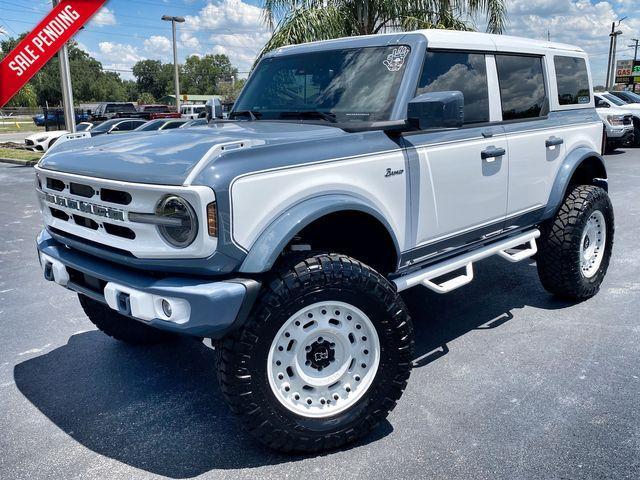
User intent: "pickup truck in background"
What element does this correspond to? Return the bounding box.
[123,104,181,121]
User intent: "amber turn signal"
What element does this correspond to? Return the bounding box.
[207,202,218,237]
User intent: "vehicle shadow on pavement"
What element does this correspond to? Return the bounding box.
[401,257,573,368]
[13,332,391,477]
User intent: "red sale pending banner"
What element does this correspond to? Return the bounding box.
[0,0,108,107]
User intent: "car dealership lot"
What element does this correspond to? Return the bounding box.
[0,151,638,480]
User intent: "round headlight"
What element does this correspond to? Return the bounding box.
[155,195,198,248]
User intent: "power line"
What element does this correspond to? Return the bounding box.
[0,16,263,51]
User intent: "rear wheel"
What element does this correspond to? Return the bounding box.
[537,185,614,300]
[217,253,414,452]
[79,294,177,345]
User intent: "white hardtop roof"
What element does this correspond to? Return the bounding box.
[415,29,584,54]
[270,29,586,57]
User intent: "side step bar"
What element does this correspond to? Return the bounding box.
[394,229,540,293]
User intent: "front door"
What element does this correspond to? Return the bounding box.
[402,50,509,264]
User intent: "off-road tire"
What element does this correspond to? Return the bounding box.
[78,294,177,345]
[217,253,414,452]
[537,185,614,300]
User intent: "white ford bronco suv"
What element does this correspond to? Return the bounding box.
[35,30,613,452]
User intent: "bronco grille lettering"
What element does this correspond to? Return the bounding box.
[42,192,126,221]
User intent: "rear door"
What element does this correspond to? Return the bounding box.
[496,54,560,228]
[402,50,509,261]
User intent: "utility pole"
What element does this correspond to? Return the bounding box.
[162,15,185,112]
[52,0,76,132]
[630,38,639,92]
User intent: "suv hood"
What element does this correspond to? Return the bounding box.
[39,121,346,185]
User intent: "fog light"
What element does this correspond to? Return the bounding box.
[161,299,172,318]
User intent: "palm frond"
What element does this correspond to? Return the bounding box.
[258,6,355,57]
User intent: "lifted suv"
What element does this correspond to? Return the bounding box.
[35,30,613,453]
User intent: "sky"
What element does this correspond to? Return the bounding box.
[0,0,638,85]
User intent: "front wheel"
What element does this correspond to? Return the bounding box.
[537,185,614,300]
[217,253,414,452]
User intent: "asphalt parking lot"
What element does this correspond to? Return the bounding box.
[0,150,638,480]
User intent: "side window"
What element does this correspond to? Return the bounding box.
[554,56,590,105]
[416,51,489,124]
[595,97,608,108]
[495,55,547,120]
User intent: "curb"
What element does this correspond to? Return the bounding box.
[0,158,38,166]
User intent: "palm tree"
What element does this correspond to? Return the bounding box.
[260,0,506,55]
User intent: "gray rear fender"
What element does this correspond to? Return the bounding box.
[239,194,401,274]
[542,147,607,220]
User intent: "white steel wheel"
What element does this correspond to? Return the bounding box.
[580,210,606,279]
[267,301,380,418]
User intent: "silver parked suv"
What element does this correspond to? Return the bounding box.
[35,30,613,452]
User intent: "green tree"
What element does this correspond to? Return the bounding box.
[217,78,246,103]
[6,84,37,108]
[1,34,132,105]
[261,0,506,54]
[137,92,156,105]
[132,60,174,100]
[181,54,238,95]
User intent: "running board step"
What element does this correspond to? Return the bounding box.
[394,229,540,293]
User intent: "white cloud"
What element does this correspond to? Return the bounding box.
[144,35,172,59]
[90,7,117,27]
[495,0,640,84]
[182,0,272,75]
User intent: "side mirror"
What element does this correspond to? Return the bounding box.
[407,91,464,130]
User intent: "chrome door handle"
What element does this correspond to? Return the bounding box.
[545,136,564,147]
[481,146,505,160]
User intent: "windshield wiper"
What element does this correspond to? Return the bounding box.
[278,111,338,123]
[229,110,261,121]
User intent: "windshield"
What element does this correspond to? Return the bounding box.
[76,123,91,132]
[234,46,411,123]
[622,91,640,103]
[603,93,625,106]
[135,120,166,131]
[92,119,121,133]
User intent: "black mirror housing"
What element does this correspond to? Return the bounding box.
[407,91,464,130]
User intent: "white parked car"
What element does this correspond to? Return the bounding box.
[594,92,640,146]
[25,122,93,152]
[594,95,634,152]
[180,104,206,120]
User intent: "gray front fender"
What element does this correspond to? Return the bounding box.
[239,194,401,273]
[542,147,607,220]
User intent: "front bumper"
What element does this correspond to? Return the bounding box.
[606,125,634,140]
[37,230,260,338]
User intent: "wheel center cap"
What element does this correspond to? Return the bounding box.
[306,339,335,371]
[583,235,591,250]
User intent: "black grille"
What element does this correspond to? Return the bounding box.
[49,207,69,221]
[100,188,132,205]
[46,178,65,191]
[73,214,99,230]
[67,267,106,295]
[104,222,136,239]
[70,182,95,198]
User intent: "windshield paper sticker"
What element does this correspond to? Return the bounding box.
[383,46,409,72]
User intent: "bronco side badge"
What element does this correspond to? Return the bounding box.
[385,168,404,177]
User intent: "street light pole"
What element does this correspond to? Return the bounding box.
[162,15,185,112]
[52,0,76,132]
[609,29,623,90]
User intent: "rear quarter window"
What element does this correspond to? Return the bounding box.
[554,56,590,105]
[495,55,548,120]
